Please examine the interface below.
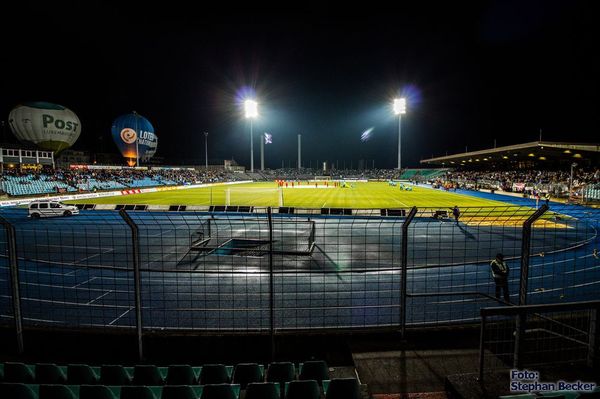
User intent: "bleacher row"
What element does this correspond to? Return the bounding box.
[0,175,178,196]
[0,361,362,399]
[0,177,76,196]
[398,168,446,180]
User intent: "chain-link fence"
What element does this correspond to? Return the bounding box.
[0,203,598,359]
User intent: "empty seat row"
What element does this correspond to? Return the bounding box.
[0,361,330,387]
[0,379,360,399]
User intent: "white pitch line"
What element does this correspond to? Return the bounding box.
[0,294,129,308]
[563,264,600,274]
[27,244,115,250]
[390,196,410,207]
[72,276,98,288]
[109,307,134,325]
[0,278,130,293]
[87,290,113,305]
[75,248,114,264]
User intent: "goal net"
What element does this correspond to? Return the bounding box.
[224,187,283,207]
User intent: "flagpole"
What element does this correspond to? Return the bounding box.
[261,133,265,171]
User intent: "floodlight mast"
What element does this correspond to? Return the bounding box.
[393,98,406,170]
[204,132,208,169]
[244,100,258,172]
[569,162,578,201]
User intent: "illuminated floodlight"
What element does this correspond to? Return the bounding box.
[393,98,406,115]
[244,100,258,118]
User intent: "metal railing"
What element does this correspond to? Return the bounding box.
[0,203,598,360]
[479,300,600,381]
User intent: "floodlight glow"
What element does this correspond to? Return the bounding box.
[244,100,258,118]
[393,98,406,115]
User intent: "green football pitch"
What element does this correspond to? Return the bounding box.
[70,181,510,209]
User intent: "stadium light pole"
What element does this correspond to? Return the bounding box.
[244,99,258,172]
[393,98,406,170]
[569,162,577,199]
[204,132,208,169]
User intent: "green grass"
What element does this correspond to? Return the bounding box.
[69,182,511,209]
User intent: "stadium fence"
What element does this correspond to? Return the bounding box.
[0,204,598,363]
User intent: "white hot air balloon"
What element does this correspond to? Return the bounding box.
[8,102,81,152]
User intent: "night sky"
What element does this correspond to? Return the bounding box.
[1,1,598,168]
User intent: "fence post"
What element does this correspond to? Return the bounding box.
[400,207,418,338]
[119,209,144,360]
[588,306,598,368]
[514,204,548,368]
[267,207,275,360]
[478,312,486,382]
[518,204,548,306]
[0,216,24,354]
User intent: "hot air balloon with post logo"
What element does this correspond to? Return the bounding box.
[111,112,158,166]
[8,102,81,153]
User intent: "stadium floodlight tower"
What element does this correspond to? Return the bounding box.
[245,99,258,172]
[569,162,578,198]
[393,97,407,170]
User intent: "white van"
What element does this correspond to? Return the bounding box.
[28,200,80,218]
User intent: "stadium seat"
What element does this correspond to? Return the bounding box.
[232,363,263,389]
[0,382,38,399]
[577,394,600,399]
[100,365,131,385]
[245,382,279,399]
[298,361,329,384]
[67,365,99,385]
[132,365,164,385]
[39,384,77,399]
[166,365,197,385]
[284,380,320,399]
[199,365,230,385]
[199,384,237,399]
[35,364,67,384]
[266,362,295,384]
[4,362,35,383]
[120,386,157,399]
[161,385,198,399]
[324,378,360,399]
[79,385,118,399]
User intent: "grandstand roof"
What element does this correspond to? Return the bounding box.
[420,141,600,166]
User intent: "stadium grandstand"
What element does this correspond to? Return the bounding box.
[420,141,600,168]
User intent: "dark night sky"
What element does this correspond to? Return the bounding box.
[1,1,598,168]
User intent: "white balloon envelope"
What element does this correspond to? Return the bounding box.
[8,101,81,152]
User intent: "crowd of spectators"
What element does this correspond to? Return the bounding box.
[3,165,598,198]
[0,167,246,196]
[259,168,403,180]
[439,168,600,195]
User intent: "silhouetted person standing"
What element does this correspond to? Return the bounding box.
[452,206,460,225]
[490,253,510,303]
